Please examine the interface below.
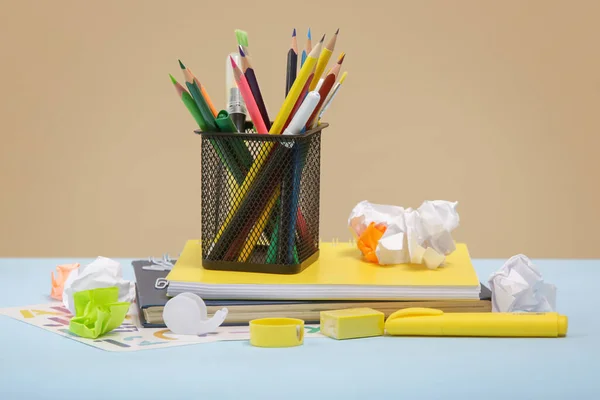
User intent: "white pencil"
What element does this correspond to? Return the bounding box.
[283,91,321,135]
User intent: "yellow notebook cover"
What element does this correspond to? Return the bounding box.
[166,240,480,288]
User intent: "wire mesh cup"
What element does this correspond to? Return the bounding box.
[199,123,327,274]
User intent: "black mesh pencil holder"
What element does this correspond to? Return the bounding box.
[198,123,327,274]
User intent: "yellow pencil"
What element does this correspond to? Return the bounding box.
[210,40,322,249]
[308,29,338,91]
[237,189,279,262]
[269,39,322,134]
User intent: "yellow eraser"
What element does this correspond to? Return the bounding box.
[320,307,384,340]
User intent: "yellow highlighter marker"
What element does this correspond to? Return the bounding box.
[384,308,568,338]
[308,30,338,92]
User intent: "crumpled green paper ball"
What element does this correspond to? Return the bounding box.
[69,286,130,339]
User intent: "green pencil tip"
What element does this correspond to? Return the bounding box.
[178,59,186,69]
[169,74,177,84]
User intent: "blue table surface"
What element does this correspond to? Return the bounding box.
[0,257,599,399]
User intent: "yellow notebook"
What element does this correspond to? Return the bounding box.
[166,240,481,301]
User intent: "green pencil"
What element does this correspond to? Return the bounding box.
[179,60,218,132]
[169,74,204,127]
[170,74,240,186]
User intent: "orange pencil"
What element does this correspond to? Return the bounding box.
[186,67,218,117]
[306,53,345,128]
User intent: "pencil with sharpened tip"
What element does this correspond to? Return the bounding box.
[316,71,347,125]
[270,39,322,135]
[239,46,271,131]
[306,52,345,128]
[301,28,312,68]
[286,28,298,96]
[230,56,268,134]
[178,60,218,132]
[169,74,242,187]
[309,29,338,92]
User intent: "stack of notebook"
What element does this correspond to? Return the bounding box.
[133,240,491,327]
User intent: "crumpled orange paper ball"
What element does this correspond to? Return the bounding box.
[51,263,80,300]
[357,222,387,263]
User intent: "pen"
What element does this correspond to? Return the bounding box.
[384,308,568,337]
[283,91,320,135]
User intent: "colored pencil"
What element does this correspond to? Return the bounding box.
[169,74,204,128]
[230,56,268,134]
[282,72,313,132]
[309,30,338,91]
[286,28,298,96]
[184,66,218,118]
[239,46,271,130]
[301,28,312,68]
[179,60,218,132]
[269,39,322,135]
[170,75,242,190]
[305,53,345,128]
[314,51,345,92]
[316,71,348,124]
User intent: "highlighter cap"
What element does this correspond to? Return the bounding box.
[226,52,246,115]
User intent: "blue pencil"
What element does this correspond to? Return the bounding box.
[301,28,311,68]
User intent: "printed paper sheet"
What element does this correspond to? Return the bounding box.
[0,302,325,352]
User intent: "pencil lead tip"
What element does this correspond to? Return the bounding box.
[169,74,177,84]
[338,52,346,64]
[308,28,311,39]
[293,28,296,37]
[335,28,339,35]
[229,55,237,68]
[320,34,325,43]
[238,45,246,57]
[178,60,185,69]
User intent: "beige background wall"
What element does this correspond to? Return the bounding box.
[1,0,599,258]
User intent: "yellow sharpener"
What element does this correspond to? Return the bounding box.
[249,318,304,348]
[320,307,385,340]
